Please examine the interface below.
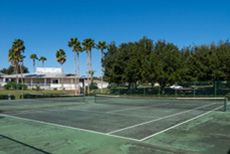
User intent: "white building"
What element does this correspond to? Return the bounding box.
[1,67,108,90]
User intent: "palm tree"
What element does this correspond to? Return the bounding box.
[56,49,67,90]
[68,38,82,94]
[30,54,38,72]
[39,56,47,68]
[9,39,25,84]
[8,49,18,83]
[96,41,107,93]
[82,38,95,93]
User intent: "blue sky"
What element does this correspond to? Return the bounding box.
[0,0,229,77]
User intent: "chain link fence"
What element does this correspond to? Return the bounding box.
[103,81,230,97]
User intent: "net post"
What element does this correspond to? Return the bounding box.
[21,84,24,99]
[94,94,96,103]
[224,97,228,112]
[144,87,146,97]
[16,83,18,100]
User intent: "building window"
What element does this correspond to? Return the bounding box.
[52,80,58,84]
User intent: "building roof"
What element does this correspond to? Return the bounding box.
[3,73,67,78]
[2,67,85,79]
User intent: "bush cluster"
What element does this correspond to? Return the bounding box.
[3,82,28,90]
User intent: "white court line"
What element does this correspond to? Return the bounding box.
[139,105,223,141]
[0,113,140,142]
[106,103,169,113]
[107,103,219,134]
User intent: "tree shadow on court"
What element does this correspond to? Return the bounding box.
[0,134,51,154]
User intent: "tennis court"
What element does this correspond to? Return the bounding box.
[0,94,227,142]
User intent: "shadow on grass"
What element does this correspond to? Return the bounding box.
[0,134,51,154]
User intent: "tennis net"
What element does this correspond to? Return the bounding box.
[0,94,86,113]
[23,93,85,103]
[95,94,228,112]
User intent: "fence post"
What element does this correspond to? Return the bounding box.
[175,82,177,97]
[144,88,146,97]
[214,81,217,97]
[83,95,86,103]
[193,82,196,97]
[158,86,160,97]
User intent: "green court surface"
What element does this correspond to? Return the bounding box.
[0,96,229,154]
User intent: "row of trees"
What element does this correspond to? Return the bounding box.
[67,38,106,94]
[0,65,29,75]
[103,37,230,91]
[30,54,47,72]
[6,38,107,95]
[7,40,48,84]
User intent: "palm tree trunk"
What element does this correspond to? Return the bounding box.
[20,62,24,99]
[42,61,44,68]
[90,49,92,73]
[87,50,90,93]
[33,59,35,72]
[74,51,77,95]
[89,49,92,92]
[16,63,19,84]
[61,64,64,90]
[20,62,24,85]
[77,51,80,94]
[101,50,103,93]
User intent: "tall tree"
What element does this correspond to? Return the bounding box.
[30,54,38,72]
[150,40,183,93]
[68,38,82,94]
[96,41,107,93]
[8,39,25,84]
[82,38,95,93]
[39,56,47,68]
[102,42,121,83]
[56,49,67,89]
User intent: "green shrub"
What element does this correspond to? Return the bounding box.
[3,82,28,90]
[36,84,40,91]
